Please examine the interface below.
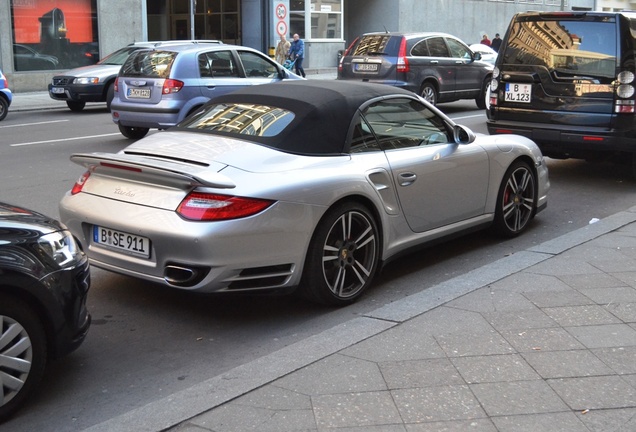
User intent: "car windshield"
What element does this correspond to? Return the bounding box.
[178,102,295,137]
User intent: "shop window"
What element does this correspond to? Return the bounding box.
[10,0,99,71]
[290,0,342,40]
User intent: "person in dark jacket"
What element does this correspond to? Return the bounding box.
[288,33,306,78]
[491,33,502,52]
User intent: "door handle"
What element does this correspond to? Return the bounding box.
[430,60,439,64]
[398,172,417,186]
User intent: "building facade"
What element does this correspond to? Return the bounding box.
[1,0,596,92]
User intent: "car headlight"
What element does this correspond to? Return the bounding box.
[37,230,84,268]
[73,77,99,85]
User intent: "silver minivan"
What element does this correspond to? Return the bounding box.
[111,42,302,139]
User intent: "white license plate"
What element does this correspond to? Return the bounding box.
[505,83,532,103]
[93,226,150,258]
[51,87,65,94]
[354,63,379,72]
[127,88,151,99]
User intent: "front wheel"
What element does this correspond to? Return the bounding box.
[118,124,149,140]
[0,296,48,422]
[493,160,537,237]
[300,202,380,306]
[420,82,437,105]
[66,101,86,112]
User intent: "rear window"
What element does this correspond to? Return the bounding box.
[502,17,618,82]
[177,102,295,138]
[352,35,392,55]
[120,50,177,78]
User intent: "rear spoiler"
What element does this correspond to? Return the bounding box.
[70,152,236,189]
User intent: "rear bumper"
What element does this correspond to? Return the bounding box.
[486,119,636,157]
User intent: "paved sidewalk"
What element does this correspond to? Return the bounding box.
[80,208,636,432]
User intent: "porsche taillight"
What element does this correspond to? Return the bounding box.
[71,171,91,195]
[177,192,274,221]
[397,37,409,73]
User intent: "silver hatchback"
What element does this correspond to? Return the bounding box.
[111,42,302,139]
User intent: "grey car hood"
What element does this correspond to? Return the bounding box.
[61,64,121,79]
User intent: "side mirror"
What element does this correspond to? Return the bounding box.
[474,52,482,61]
[453,124,476,144]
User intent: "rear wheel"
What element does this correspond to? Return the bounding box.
[105,83,114,112]
[66,101,85,112]
[118,124,149,140]
[420,82,437,105]
[0,97,8,121]
[476,78,490,109]
[0,295,47,422]
[300,202,380,306]
[493,160,537,237]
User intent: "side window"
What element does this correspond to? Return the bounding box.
[446,38,471,59]
[237,51,279,78]
[411,40,430,57]
[203,51,239,78]
[362,98,450,151]
[349,115,381,153]
[426,37,450,57]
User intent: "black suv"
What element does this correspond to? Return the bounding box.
[338,32,493,108]
[487,11,636,177]
[0,203,90,421]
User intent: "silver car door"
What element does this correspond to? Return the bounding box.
[363,97,489,233]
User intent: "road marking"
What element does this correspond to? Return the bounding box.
[0,119,69,128]
[10,133,121,147]
[451,114,485,120]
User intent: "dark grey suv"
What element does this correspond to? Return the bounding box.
[338,32,493,108]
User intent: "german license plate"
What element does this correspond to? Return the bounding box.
[93,226,150,258]
[354,63,379,72]
[505,83,532,103]
[51,87,65,94]
[127,88,151,99]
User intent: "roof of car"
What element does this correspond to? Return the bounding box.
[184,80,417,155]
[360,31,457,39]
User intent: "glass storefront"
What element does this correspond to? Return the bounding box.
[10,0,99,71]
[290,0,342,39]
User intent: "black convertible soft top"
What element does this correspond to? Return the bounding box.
[184,80,416,155]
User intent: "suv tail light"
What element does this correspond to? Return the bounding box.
[339,38,358,72]
[177,192,274,221]
[397,37,409,73]
[163,79,184,94]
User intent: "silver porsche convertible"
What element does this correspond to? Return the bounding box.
[59,80,549,306]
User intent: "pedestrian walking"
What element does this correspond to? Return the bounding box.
[288,33,306,78]
[480,34,491,47]
[275,34,291,65]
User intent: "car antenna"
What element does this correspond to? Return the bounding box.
[383,25,389,34]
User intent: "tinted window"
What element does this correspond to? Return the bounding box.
[427,37,450,57]
[362,98,450,150]
[502,18,617,81]
[178,102,295,137]
[411,39,430,57]
[349,116,381,153]
[120,50,177,78]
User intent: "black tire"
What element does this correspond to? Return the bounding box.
[0,97,8,121]
[300,202,380,306]
[493,160,537,237]
[476,78,490,109]
[118,124,149,140]
[105,83,114,112]
[420,82,437,105]
[66,101,86,112]
[0,295,48,422]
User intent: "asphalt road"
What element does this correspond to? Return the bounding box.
[2,101,635,431]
